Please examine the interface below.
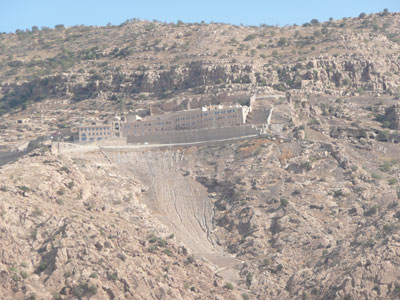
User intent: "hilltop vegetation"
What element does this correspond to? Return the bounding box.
[0,11,400,115]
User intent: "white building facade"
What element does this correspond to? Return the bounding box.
[122,104,250,137]
[76,104,251,142]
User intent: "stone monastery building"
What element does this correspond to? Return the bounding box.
[77,104,251,143]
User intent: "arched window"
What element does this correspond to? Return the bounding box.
[81,133,87,142]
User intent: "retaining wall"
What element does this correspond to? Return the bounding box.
[127,125,261,144]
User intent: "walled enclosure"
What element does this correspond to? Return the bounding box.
[126,125,261,144]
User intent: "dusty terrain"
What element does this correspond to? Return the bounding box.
[1,10,400,300]
[0,148,243,300]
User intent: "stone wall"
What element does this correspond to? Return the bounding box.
[127,125,261,144]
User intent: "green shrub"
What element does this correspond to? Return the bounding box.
[321,27,329,35]
[107,272,118,281]
[246,272,253,287]
[364,205,378,216]
[383,224,397,234]
[371,173,382,180]
[388,201,398,209]
[333,189,345,198]
[88,285,97,295]
[215,78,224,85]
[148,235,167,247]
[244,34,257,41]
[55,24,65,30]
[11,273,19,281]
[71,281,97,298]
[224,282,234,290]
[185,255,195,265]
[342,79,350,86]
[277,37,287,47]
[280,198,289,207]
[381,161,395,172]
[32,207,43,216]
[18,186,30,192]
[20,270,28,279]
[261,258,270,267]
[274,83,286,91]
[64,271,72,278]
[163,249,173,256]
[242,293,250,300]
[301,161,312,171]
[376,130,390,142]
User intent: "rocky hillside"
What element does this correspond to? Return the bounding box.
[1,9,400,300]
[0,11,400,117]
[0,149,238,300]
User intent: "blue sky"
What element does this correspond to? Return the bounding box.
[1,0,399,33]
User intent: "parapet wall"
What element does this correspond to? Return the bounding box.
[127,125,261,144]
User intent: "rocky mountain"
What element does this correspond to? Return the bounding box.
[1,10,400,300]
[0,11,400,115]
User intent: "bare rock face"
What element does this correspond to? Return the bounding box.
[2,53,397,109]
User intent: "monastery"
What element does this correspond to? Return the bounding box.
[77,103,251,143]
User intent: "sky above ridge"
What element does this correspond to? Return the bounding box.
[1,0,400,33]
